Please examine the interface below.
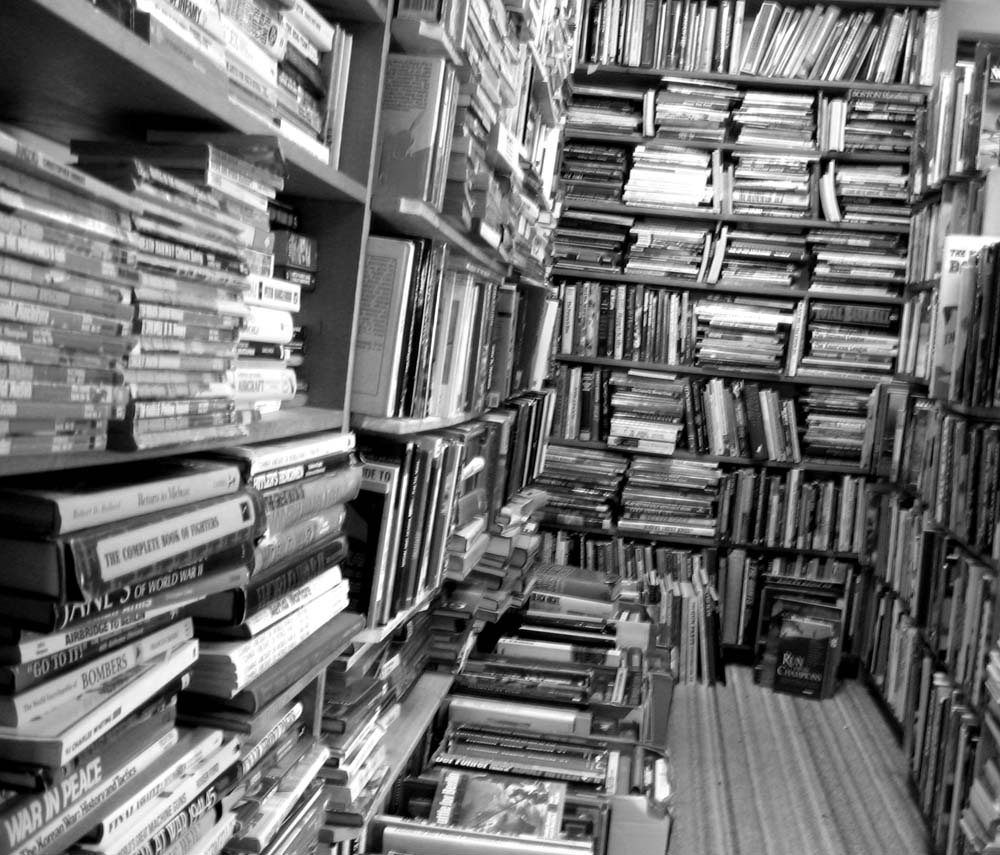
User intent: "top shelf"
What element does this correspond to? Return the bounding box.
[0,1,367,203]
[574,64,929,95]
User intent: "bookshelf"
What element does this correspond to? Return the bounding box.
[534,0,941,687]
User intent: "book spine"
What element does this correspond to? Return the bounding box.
[239,703,304,776]
[287,0,335,50]
[246,276,301,313]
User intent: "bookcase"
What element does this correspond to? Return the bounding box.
[533,0,942,689]
[0,2,584,855]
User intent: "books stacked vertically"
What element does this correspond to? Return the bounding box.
[552,211,631,273]
[534,446,627,531]
[342,431,463,636]
[808,229,909,297]
[799,386,878,467]
[653,80,739,144]
[625,222,713,279]
[710,228,808,290]
[618,456,721,539]
[0,459,269,853]
[605,369,686,456]
[0,128,137,456]
[693,296,796,373]
[559,143,627,203]
[276,6,354,167]
[797,300,900,380]
[622,146,716,210]
[732,92,815,149]
[728,154,812,219]
[565,85,644,135]
[376,54,458,209]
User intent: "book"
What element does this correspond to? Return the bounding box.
[0,639,197,768]
[430,769,567,839]
[0,460,241,535]
[0,490,263,600]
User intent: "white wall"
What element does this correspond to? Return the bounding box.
[939,0,1000,67]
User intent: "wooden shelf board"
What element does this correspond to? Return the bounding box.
[353,587,437,643]
[0,1,366,203]
[0,407,345,478]
[352,410,481,435]
[573,63,931,93]
[390,18,463,65]
[562,129,913,164]
[371,195,507,273]
[554,354,882,389]
[564,198,911,234]
[550,265,905,305]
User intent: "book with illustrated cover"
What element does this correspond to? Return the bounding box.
[430,769,567,840]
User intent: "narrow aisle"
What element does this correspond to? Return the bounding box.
[666,667,930,855]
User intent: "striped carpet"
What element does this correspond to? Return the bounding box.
[666,666,931,855]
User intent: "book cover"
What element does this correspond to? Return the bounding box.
[430,769,567,839]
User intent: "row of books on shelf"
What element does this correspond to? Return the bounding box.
[352,234,559,420]
[577,0,938,86]
[551,365,892,469]
[567,81,921,156]
[97,0,354,167]
[0,124,331,455]
[555,212,909,297]
[560,140,914,224]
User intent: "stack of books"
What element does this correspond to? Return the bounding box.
[622,145,715,209]
[732,91,816,148]
[559,143,628,202]
[534,446,628,531]
[618,455,721,539]
[797,300,901,380]
[728,153,812,218]
[842,90,921,155]
[0,459,269,854]
[808,229,910,297]
[625,222,713,279]
[799,386,879,466]
[654,79,738,144]
[834,165,911,226]
[565,85,644,135]
[606,369,687,457]
[711,227,808,289]
[552,211,632,273]
[0,129,135,456]
[692,296,797,373]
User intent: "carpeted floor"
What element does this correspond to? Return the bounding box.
[666,666,930,855]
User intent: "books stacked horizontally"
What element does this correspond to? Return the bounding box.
[834,165,911,226]
[0,458,266,853]
[622,146,716,209]
[559,143,628,203]
[842,90,921,155]
[797,300,901,380]
[799,386,879,466]
[711,227,808,289]
[692,296,797,373]
[606,369,686,457]
[552,211,632,273]
[72,141,281,449]
[534,446,628,531]
[654,79,739,144]
[728,154,812,218]
[732,91,815,149]
[808,229,910,297]
[0,128,136,456]
[657,550,724,685]
[618,456,722,539]
[625,222,713,279]
[565,85,644,135]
